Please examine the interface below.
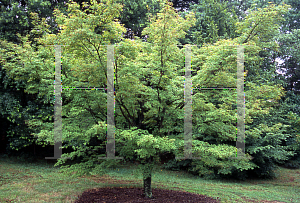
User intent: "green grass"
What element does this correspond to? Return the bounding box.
[0,154,299,203]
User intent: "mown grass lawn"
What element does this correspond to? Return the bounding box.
[0,154,299,203]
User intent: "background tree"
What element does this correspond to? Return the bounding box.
[0,0,68,43]
[0,0,68,157]
[177,0,239,45]
[280,0,300,34]
[275,29,300,92]
[115,0,163,40]
[170,0,199,12]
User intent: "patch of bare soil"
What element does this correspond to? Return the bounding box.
[74,187,221,203]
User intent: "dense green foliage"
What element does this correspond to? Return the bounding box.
[1,0,300,198]
[0,0,67,155]
[178,0,239,45]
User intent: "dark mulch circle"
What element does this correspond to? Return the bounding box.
[74,187,221,203]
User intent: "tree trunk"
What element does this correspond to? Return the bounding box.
[143,172,152,198]
[142,156,154,199]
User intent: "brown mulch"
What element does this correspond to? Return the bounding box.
[74,187,221,203]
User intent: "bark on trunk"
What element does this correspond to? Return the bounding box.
[142,156,154,199]
[143,173,152,198]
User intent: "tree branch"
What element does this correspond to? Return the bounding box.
[242,19,261,44]
[116,96,135,127]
